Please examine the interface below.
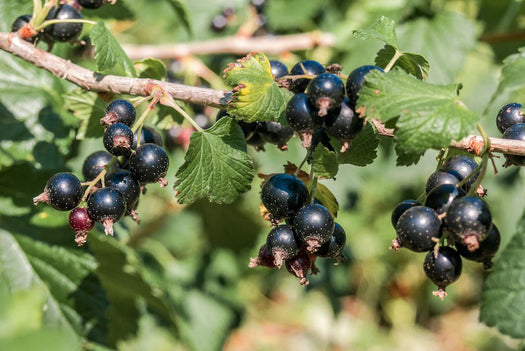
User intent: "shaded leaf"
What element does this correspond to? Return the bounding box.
[135,58,167,80]
[63,89,106,139]
[334,122,379,167]
[165,0,193,35]
[375,45,429,80]
[311,145,338,179]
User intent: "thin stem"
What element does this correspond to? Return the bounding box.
[161,94,204,132]
[132,98,159,133]
[309,173,318,204]
[130,96,151,108]
[467,154,489,197]
[35,19,97,32]
[477,122,491,154]
[295,148,312,176]
[32,0,42,21]
[384,50,403,72]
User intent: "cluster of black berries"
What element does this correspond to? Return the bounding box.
[33,99,169,246]
[497,103,525,166]
[11,1,108,44]
[390,155,500,299]
[249,173,346,285]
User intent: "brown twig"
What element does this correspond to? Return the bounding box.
[0,32,227,108]
[3,31,525,157]
[369,119,525,157]
[121,31,336,60]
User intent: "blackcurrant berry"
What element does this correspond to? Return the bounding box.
[11,15,38,43]
[285,250,312,286]
[445,196,492,251]
[45,5,83,42]
[246,129,266,150]
[424,184,465,215]
[440,155,479,191]
[306,73,345,116]
[33,172,82,211]
[496,103,525,134]
[69,207,95,246]
[502,123,525,166]
[78,0,106,9]
[324,101,365,151]
[87,187,126,235]
[101,99,136,127]
[82,151,120,184]
[394,206,441,252]
[258,121,294,149]
[103,123,134,156]
[455,223,500,270]
[424,246,462,300]
[346,65,384,108]
[261,173,309,220]
[105,169,141,210]
[216,110,258,139]
[316,223,346,261]
[285,93,323,147]
[129,143,170,186]
[294,204,335,253]
[210,14,227,32]
[310,128,335,152]
[425,170,460,194]
[391,199,421,228]
[266,224,300,267]
[290,60,325,93]
[133,126,163,149]
[269,60,289,80]
[249,244,277,268]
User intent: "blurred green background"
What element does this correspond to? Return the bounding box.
[1,0,525,350]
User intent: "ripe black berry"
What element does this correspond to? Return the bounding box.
[394,206,441,252]
[390,199,421,228]
[45,5,83,42]
[210,14,227,32]
[502,123,525,166]
[445,196,492,251]
[129,143,170,186]
[285,250,312,286]
[246,130,266,150]
[101,99,136,127]
[346,65,384,108]
[290,60,325,93]
[258,121,294,149]
[424,184,465,215]
[455,223,500,270]
[269,60,289,80]
[440,155,479,190]
[266,224,300,267]
[261,173,309,220]
[423,246,462,300]
[496,103,525,134]
[78,0,106,9]
[11,15,38,43]
[82,150,120,183]
[105,169,141,210]
[69,207,94,246]
[324,101,364,151]
[316,223,346,261]
[294,204,335,253]
[285,93,323,147]
[133,126,163,149]
[306,73,345,116]
[33,172,82,211]
[103,123,134,156]
[425,171,460,194]
[249,244,277,268]
[87,187,126,235]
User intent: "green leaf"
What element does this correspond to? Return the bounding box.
[88,233,177,346]
[174,117,254,204]
[165,0,193,35]
[265,0,322,30]
[134,58,167,80]
[357,70,478,165]
[223,53,293,122]
[311,145,338,179]
[481,209,525,338]
[89,22,136,77]
[63,89,106,139]
[353,16,398,47]
[397,12,476,84]
[375,45,429,80]
[333,122,379,167]
[486,47,525,114]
